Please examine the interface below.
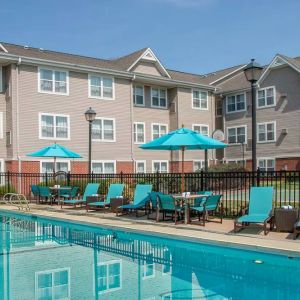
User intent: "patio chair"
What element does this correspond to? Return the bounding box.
[191,191,213,207]
[234,186,274,235]
[31,185,40,203]
[156,193,184,225]
[147,192,163,219]
[60,186,79,200]
[61,183,100,208]
[190,194,223,226]
[86,183,125,212]
[38,186,55,204]
[294,219,300,239]
[116,184,152,217]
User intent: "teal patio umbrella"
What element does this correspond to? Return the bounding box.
[27,143,82,174]
[140,127,227,192]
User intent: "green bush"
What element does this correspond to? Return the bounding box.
[207,163,246,172]
[0,184,17,196]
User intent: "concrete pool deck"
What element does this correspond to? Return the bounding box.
[0,203,299,256]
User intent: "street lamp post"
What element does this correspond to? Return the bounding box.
[85,107,97,175]
[243,59,263,172]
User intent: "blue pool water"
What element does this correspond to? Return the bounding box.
[0,211,300,300]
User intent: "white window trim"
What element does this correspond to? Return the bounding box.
[91,160,116,174]
[39,159,71,173]
[193,160,205,172]
[142,253,156,280]
[257,86,276,109]
[192,124,209,136]
[38,67,69,96]
[135,160,146,173]
[257,121,276,143]
[191,89,209,110]
[152,160,169,173]
[35,267,71,300]
[88,73,115,100]
[0,66,3,93]
[257,157,276,171]
[133,84,145,107]
[151,123,168,140]
[39,113,70,140]
[226,125,247,145]
[150,87,168,109]
[0,112,3,139]
[133,122,146,144]
[225,92,247,114]
[97,259,122,294]
[92,117,116,142]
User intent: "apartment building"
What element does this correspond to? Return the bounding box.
[0,42,299,173]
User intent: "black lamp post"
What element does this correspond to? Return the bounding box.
[85,107,97,174]
[243,59,263,172]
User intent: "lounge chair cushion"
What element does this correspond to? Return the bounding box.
[63,199,85,204]
[88,201,107,207]
[237,214,270,223]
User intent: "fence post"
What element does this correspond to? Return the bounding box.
[120,171,124,183]
[156,171,160,192]
[67,171,71,186]
[256,168,261,187]
[200,170,204,191]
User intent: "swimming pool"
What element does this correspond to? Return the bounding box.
[0,211,299,300]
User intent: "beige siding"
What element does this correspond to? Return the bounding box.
[0,66,7,162]
[132,61,163,77]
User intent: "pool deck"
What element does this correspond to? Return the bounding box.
[1,204,299,256]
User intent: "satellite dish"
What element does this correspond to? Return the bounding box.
[212,129,225,141]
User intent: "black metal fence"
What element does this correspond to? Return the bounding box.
[0,170,299,216]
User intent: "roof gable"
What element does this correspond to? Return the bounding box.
[0,43,8,53]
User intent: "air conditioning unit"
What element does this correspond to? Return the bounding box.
[281,128,288,135]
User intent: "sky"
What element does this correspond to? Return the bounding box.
[1,0,300,74]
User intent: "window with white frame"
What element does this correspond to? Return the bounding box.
[92,161,115,174]
[39,114,69,139]
[142,253,155,279]
[152,123,167,140]
[257,122,276,143]
[133,85,144,106]
[227,126,246,144]
[257,87,275,108]
[192,90,208,110]
[133,122,145,144]
[193,160,205,172]
[0,112,3,139]
[258,158,275,171]
[151,88,167,108]
[39,68,68,94]
[192,124,209,136]
[97,260,121,294]
[89,74,114,99]
[135,161,146,173]
[41,161,70,181]
[92,118,115,142]
[152,161,168,173]
[35,268,70,300]
[226,93,246,113]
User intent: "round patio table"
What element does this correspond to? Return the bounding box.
[172,194,208,224]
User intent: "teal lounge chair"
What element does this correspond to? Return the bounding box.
[234,186,274,235]
[190,194,223,226]
[38,186,55,204]
[147,192,163,219]
[31,185,40,203]
[62,183,100,208]
[117,184,152,217]
[86,184,125,212]
[294,219,300,239]
[156,193,184,224]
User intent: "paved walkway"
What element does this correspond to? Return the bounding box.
[0,204,299,256]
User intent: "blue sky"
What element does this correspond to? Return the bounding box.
[1,0,299,74]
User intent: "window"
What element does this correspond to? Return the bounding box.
[142,253,155,279]
[258,158,275,171]
[152,161,168,173]
[97,260,122,294]
[192,124,209,136]
[216,99,223,116]
[135,160,146,173]
[92,161,116,174]
[257,87,275,108]
[192,90,208,110]
[257,122,276,143]
[162,249,172,275]
[152,123,168,140]
[40,161,70,180]
[227,126,247,144]
[35,268,70,300]
[89,74,114,100]
[226,93,246,113]
[133,85,144,106]
[162,294,172,300]
[0,112,3,139]
[133,122,145,144]
[151,88,167,108]
[193,160,205,171]
[92,118,115,142]
[39,68,68,95]
[39,114,70,140]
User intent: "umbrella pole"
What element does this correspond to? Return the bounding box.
[181,147,185,193]
[53,156,56,184]
[204,150,208,172]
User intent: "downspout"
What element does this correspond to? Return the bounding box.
[130,74,136,172]
[16,58,21,192]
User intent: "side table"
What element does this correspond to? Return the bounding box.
[110,198,129,213]
[274,208,299,232]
